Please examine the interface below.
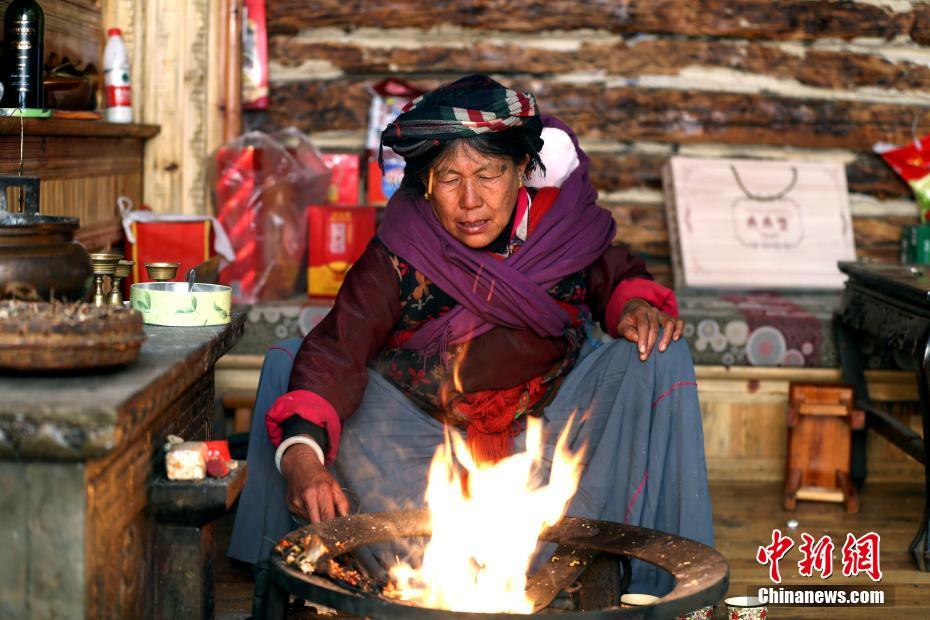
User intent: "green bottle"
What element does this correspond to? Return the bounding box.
[1,0,45,109]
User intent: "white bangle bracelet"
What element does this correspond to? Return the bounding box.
[275,435,324,473]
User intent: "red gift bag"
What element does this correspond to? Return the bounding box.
[127,220,215,285]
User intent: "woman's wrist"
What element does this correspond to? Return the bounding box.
[276,436,324,475]
[622,297,651,313]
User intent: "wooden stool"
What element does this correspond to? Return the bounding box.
[222,389,257,434]
[784,383,864,513]
[150,463,247,619]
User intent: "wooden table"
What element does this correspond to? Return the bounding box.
[0,313,244,620]
[835,262,930,571]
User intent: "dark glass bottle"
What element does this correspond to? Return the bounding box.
[1,0,44,109]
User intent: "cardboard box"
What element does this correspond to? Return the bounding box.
[308,206,376,297]
[663,157,856,290]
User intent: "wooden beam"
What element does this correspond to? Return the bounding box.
[588,150,911,200]
[266,0,920,42]
[269,36,930,95]
[0,117,158,139]
[262,78,930,151]
[604,200,913,265]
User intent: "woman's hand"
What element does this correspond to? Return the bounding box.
[617,298,684,361]
[280,444,350,523]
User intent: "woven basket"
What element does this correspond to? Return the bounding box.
[0,301,145,371]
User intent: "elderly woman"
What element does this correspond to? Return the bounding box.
[229,74,712,596]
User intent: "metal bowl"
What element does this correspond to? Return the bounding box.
[144,262,180,281]
[130,282,231,327]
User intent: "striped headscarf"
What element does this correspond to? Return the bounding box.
[379,74,540,167]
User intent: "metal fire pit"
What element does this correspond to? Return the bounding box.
[266,509,728,619]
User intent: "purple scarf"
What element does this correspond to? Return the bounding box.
[377,115,616,354]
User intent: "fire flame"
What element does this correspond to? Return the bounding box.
[386,416,585,613]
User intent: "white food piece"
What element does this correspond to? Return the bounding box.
[166,441,207,480]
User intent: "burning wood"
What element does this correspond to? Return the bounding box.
[276,533,332,576]
[276,532,385,596]
[384,416,584,613]
[275,416,585,614]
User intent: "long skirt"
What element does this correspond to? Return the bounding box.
[227,336,714,596]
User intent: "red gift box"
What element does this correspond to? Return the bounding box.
[128,220,215,285]
[322,153,361,205]
[308,205,376,297]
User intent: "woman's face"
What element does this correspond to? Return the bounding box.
[427,142,527,249]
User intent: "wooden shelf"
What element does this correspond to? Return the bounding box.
[0,116,160,139]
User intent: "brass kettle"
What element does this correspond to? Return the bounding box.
[0,176,92,300]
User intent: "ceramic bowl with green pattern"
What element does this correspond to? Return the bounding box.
[130,282,231,327]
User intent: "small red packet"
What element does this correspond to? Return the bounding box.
[205,440,231,462]
[206,459,231,478]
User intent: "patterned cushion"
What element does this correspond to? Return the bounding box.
[678,292,907,369]
[678,292,838,367]
[232,293,908,370]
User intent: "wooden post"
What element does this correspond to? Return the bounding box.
[207,0,243,149]
[102,0,241,216]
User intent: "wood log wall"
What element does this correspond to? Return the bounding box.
[254,0,930,285]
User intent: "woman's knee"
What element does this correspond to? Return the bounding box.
[259,339,302,385]
[650,336,695,376]
[602,334,693,367]
[659,335,692,359]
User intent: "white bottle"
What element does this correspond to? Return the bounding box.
[104,28,132,123]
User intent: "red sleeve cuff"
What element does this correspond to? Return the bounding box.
[605,278,679,337]
[265,390,342,463]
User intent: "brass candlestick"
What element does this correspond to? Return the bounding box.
[90,253,122,307]
[145,262,180,282]
[108,260,134,306]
